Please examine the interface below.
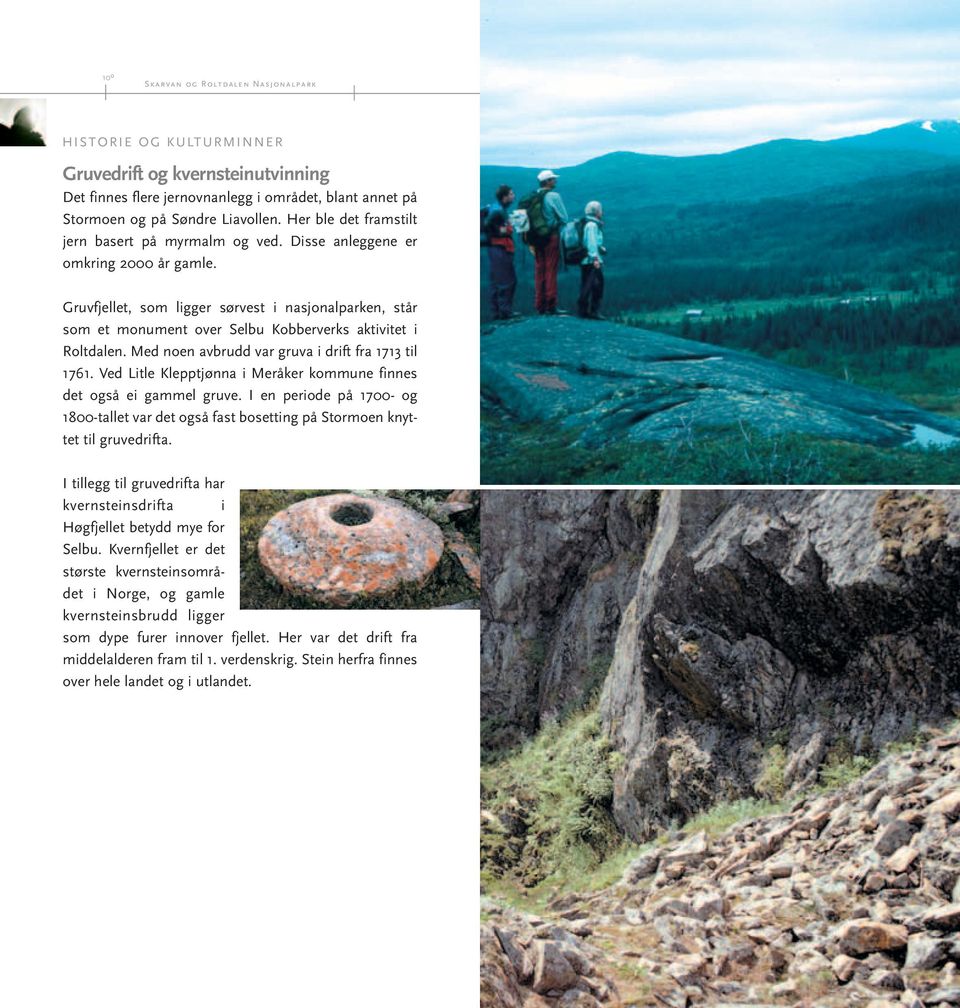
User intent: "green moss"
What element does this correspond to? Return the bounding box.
[884,723,939,756]
[239,489,479,610]
[818,753,875,790]
[481,839,650,918]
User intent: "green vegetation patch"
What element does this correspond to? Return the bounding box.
[481,706,627,890]
[481,415,960,485]
[754,743,788,801]
[818,737,877,790]
[624,295,960,417]
[683,796,791,836]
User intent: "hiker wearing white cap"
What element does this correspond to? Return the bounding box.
[518,170,569,314]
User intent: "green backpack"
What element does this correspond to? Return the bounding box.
[518,190,552,245]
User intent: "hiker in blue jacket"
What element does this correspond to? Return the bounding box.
[577,201,605,319]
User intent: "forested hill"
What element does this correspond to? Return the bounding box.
[480,120,960,210]
[600,163,960,310]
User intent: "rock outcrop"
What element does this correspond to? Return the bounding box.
[483,729,960,1008]
[481,490,960,838]
[481,317,960,450]
[481,490,659,751]
[601,489,960,841]
[481,905,622,1008]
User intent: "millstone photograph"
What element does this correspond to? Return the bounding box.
[240,489,480,610]
[480,488,960,1007]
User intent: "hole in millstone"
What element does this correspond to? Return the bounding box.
[330,502,374,526]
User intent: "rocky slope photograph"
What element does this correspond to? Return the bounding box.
[480,489,960,1007]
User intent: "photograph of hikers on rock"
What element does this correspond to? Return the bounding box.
[480,487,960,1008]
[480,1,960,485]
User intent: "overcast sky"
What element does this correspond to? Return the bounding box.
[481,0,960,164]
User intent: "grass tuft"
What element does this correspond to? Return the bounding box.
[683,796,791,835]
[755,743,788,800]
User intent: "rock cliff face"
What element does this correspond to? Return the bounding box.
[480,490,659,751]
[481,490,960,838]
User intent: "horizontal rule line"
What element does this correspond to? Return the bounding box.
[3,90,480,96]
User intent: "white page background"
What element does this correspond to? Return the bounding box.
[1,5,479,1005]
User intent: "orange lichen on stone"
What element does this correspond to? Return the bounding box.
[258,493,444,606]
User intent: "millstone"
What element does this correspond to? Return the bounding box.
[258,493,444,605]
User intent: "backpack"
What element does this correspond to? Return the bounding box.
[518,190,552,245]
[561,218,588,265]
[480,204,492,246]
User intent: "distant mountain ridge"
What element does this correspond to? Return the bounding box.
[832,118,960,157]
[480,120,960,208]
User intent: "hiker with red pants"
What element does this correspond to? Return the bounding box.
[519,170,569,315]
